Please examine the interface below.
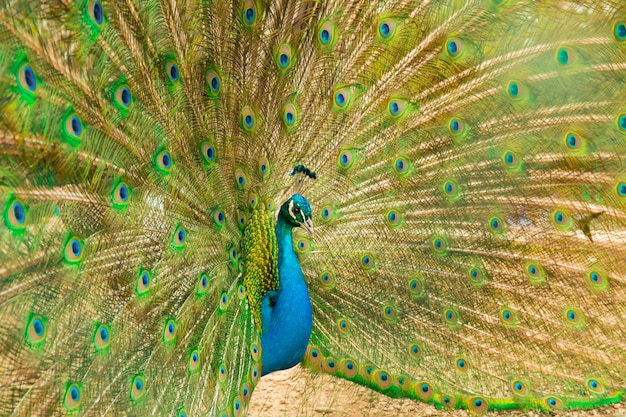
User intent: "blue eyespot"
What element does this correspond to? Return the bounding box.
[617,182,626,198]
[169,64,179,81]
[320,29,330,43]
[279,53,289,68]
[379,22,390,37]
[71,116,82,136]
[615,22,626,42]
[33,318,44,336]
[618,114,626,133]
[12,201,25,224]
[446,39,463,58]
[100,326,109,342]
[70,385,80,401]
[335,92,345,106]
[23,65,36,91]
[245,7,255,24]
[120,87,131,106]
[92,1,103,24]
[162,152,171,168]
[557,48,569,65]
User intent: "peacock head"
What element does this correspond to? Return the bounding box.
[280,194,314,235]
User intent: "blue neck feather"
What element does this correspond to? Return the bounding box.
[260,215,313,375]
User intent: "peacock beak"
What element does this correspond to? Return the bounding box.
[300,218,314,236]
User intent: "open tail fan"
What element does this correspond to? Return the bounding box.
[1,0,626,415]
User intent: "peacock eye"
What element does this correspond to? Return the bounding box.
[293,206,301,215]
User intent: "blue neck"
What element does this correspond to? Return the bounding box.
[260,215,313,375]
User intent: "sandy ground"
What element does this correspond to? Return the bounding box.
[250,367,626,417]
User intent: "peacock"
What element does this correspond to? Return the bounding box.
[2,0,626,415]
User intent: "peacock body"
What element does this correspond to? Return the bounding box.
[1,0,626,415]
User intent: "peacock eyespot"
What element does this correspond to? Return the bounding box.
[164,319,176,342]
[443,308,458,325]
[245,7,255,23]
[320,271,335,289]
[432,235,448,254]
[206,70,220,96]
[137,270,151,295]
[130,375,145,401]
[241,106,256,131]
[448,118,464,135]
[618,114,626,133]
[18,64,37,92]
[615,21,626,42]
[379,22,390,37]
[334,88,351,109]
[552,209,571,229]
[503,151,520,169]
[378,19,396,40]
[336,92,345,106]
[511,380,528,396]
[545,396,562,409]
[95,323,111,350]
[219,292,228,310]
[338,150,353,169]
[616,182,626,198]
[6,199,27,229]
[565,132,582,150]
[585,269,608,291]
[586,378,604,394]
[488,215,504,234]
[338,319,349,332]
[283,103,298,127]
[446,38,463,58]
[276,44,293,71]
[219,364,228,381]
[27,315,47,345]
[64,114,83,141]
[251,364,260,384]
[64,383,81,409]
[250,343,261,361]
[564,308,584,328]
[242,0,257,25]
[166,61,179,82]
[64,237,84,263]
[155,150,173,172]
[115,85,132,108]
[320,29,330,43]
[320,205,334,221]
[388,99,405,117]
[88,0,104,25]
[393,157,410,176]
[456,358,467,371]
[409,343,421,358]
[201,142,216,165]
[557,47,574,66]
[408,277,424,297]
[508,81,520,99]
[386,210,401,226]
[360,253,374,269]
[112,181,130,206]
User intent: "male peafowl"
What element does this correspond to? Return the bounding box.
[2,0,626,416]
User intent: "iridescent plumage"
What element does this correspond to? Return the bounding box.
[1,0,626,416]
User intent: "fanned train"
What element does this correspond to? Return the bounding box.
[1,0,626,415]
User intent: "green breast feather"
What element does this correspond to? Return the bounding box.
[242,206,279,333]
